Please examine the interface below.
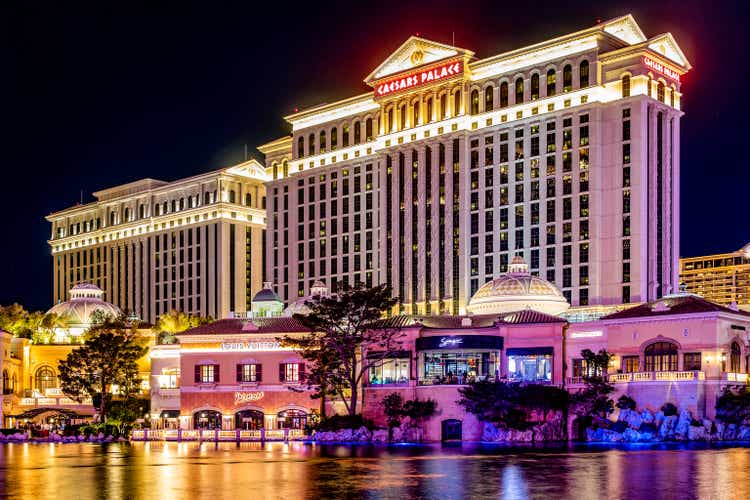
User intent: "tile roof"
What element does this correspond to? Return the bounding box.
[178,317,311,336]
[601,294,750,320]
[370,309,566,330]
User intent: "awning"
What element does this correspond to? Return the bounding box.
[10,407,93,420]
[416,335,503,351]
[506,347,554,356]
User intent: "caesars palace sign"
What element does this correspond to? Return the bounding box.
[376,60,463,97]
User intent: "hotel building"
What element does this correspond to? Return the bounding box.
[46,160,269,323]
[680,242,750,310]
[260,14,691,314]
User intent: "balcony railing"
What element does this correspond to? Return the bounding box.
[609,371,705,383]
[723,372,749,383]
[132,428,308,442]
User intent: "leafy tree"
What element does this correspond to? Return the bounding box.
[570,349,615,421]
[382,393,404,439]
[402,399,438,427]
[58,315,147,422]
[616,394,637,410]
[33,312,72,344]
[283,283,401,417]
[0,303,43,338]
[153,310,212,344]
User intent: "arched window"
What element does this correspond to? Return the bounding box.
[138,205,145,219]
[670,87,675,107]
[330,127,337,150]
[228,190,235,204]
[308,133,315,155]
[277,409,307,429]
[319,130,326,153]
[297,136,304,158]
[622,75,631,98]
[162,201,168,213]
[282,160,288,177]
[412,100,420,125]
[204,192,210,205]
[235,409,264,430]
[245,193,252,206]
[109,212,116,226]
[563,64,572,92]
[470,89,479,115]
[11,373,16,393]
[730,342,742,373]
[500,82,508,107]
[124,208,130,221]
[2,370,9,395]
[386,107,393,133]
[399,103,407,129]
[426,97,433,122]
[530,73,539,100]
[342,124,349,147]
[272,163,278,180]
[579,60,590,87]
[453,90,461,116]
[657,81,665,102]
[171,200,177,212]
[188,196,193,209]
[515,77,524,104]
[485,85,494,111]
[648,77,653,97]
[644,341,678,372]
[179,198,185,210]
[365,117,373,140]
[353,121,361,144]
[35,366,57,393]
[440,93,447,119]
[546,69,556,96]
[194,410,222,430]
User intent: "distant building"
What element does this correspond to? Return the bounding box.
[46,160,269,323]
[680,242,750,310]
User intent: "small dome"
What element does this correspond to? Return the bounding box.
[46,283,122,327]
[252,282,282,303]
[467,257,569,316]
[283,280,329,317]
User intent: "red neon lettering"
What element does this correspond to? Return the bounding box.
[643,56,681,82]
[376,61,463,97]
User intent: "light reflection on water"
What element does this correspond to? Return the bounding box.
[1,442,750,499]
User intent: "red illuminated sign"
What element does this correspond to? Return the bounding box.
[375,60,463,97]
[643,56,681,82]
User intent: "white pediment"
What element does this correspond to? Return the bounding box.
[648,33,690,69]
[602,14,647,45]
[365,36,473,83]
[226,159,271,181]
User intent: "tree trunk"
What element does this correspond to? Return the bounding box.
[350,381,358,417]
[320,393,327,418]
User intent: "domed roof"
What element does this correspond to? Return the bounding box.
[252,282,282,303]
[467,257,570,316]
[283,280,329,317]
[46,283,122,326]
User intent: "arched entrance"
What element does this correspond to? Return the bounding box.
[441,419,462,441]
[235,409,264,430]
[193,410,222,430]
[277,409,307,429]
[730,342,742,373]
[35,366,57,393]
[644,341,678,372]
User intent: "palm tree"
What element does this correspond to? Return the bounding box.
[35,312,71,343]
[154,310,211,343]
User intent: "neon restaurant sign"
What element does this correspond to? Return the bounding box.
[234,391,264,404]
[375,60,463,97]
[643,56,681,82]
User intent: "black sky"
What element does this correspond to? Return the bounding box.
[2,0,747,310]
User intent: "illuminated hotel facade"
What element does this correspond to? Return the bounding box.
[46,160,269,323]
[261,14,691,314]
[680,242,750,310]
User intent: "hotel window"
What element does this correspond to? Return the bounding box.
[297,136,304,158]
[366,117,373,140]
[644,342,678,372]
[319,130,326,153]
[563,64,572,92]
[419,349,500,385]
[622,285,630,303]
[530,73,539,100]
[622,239,630,260]
[579,60,589,87]
[453,90,461,116]
[342,124,349,147]
[684,353,702,371]
[508,349,553,382]
[279,362,304,382]
[35,366,57,393]
[308,133,315,154]
[194,364,220,383]
[440,93,447,118]
[621,75,630,98]
[412,100,420,125]
[369,355,410,385]
[731,342,742,372]
[354,121,361,144]
[623,143,631,164]
[515,77,524,104]
[236,363,262,383]
[622,356,639,373]
[500,81,509,107]
[623,215,631,236]
[623,262,631,283]
[546,68,556,96]
[470,89,479,115]
[399,103,407,129]
[657,81,665,103]
[485,85,494,111]
[623,120,631,141]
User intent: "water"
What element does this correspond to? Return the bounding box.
[2,442,750,499]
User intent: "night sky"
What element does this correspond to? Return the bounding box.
[3,0,746,310]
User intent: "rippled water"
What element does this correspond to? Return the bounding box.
[2,441,750,499]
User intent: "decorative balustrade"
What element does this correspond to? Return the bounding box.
[723,372,749,383]
[609,371,705,383]
[130,427,308,442]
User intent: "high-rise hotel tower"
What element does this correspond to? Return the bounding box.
[47,160,269,323]
[261,15,690,314]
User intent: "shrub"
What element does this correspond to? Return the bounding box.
[716,387,750,425]
[639,422,658,434]
[661,403,678,417]
[616,395,637,410]
[690,419,703,427]
[382,393,404,429]
[610,420,628,433]
[315,414,374,432]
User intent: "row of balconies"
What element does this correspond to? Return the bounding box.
[565,371,748,386]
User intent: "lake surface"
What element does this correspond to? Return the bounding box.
[2,441,750,499]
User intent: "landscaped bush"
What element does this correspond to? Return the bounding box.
[661,403,678,417]
[616,395,637,410]
[0,428,22,436]
[315,414,374,431]
[610,420,628,433]
[639,422,658,433]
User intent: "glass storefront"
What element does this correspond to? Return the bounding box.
[368,356,410,385]
[506,347,554,383]
[235,409,264,430]
[418,351,499,385]
[277,409,307,430]
[193,410,222,430]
